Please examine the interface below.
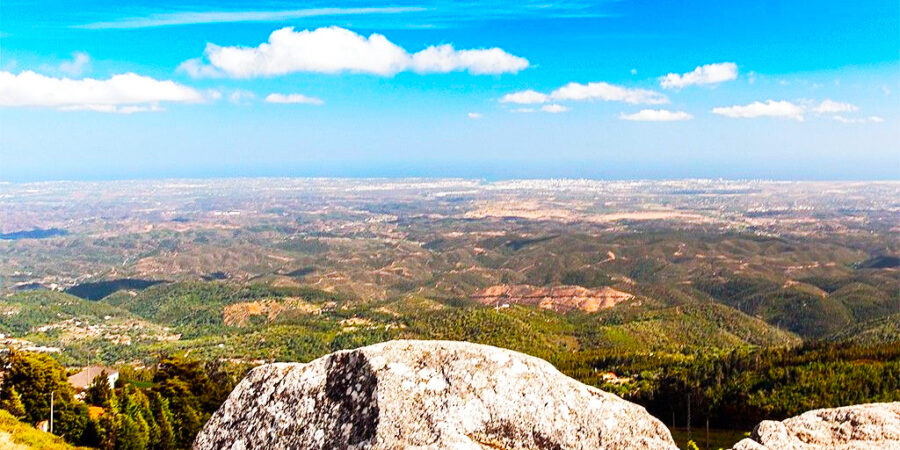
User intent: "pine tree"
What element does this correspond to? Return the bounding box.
[80,418,105,448]
[1,351,87,441]
[86,372,113,408]
[149,392,176,450]
[117,415,143,450]
[0,385,26,419]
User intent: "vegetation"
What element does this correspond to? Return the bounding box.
[1,181,897,449]
[0,409,86,450]
[0,350,242,449]
[65,280,165,301]
[0,291,133,336]
[105,282,343,333]
[0,351,87,442]
[553,342,900,430]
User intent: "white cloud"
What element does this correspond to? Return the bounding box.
[660,62,737,89]
[185,26,528,78]
[0,70,204,113]
[711,100,805,121]
[59,52,90,76]
[75,7,424,29]
[833,115,884,124]
[630,68,637,75]
[265,93,324,105]
[58,104,163,114]
[619,109,693,121]
[550,82,669,104]
[229,89,256,104]
[467,112,483,119]
[541,104,569,113]
[411,44,528,75]
[178,58,225,78]
[500,89,549,104]
[812,99,858,114]
[202,27,407,77]
[500,82,668,109]
[511,108,535,113]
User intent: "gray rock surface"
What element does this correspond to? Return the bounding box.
[732,402,900,449]
[194,340,677,449]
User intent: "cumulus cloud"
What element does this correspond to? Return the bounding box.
[411,44,528,75]
[0,70,204,113]
[183,26,528,78]
[619,109,693,121]
[202,27,407,77]
[711,100,805,121]
[541,104,569,113]
[812,99,859,114]
[500,89,549,104]
[511,108,535,113]
[660,62,737,89]
[265,93,324,105]
[550,82,669,104]
[59,52,91,76]
[467,112,483,119]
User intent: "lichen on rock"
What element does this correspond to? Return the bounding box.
[732,402,900,449]
[194,340,677,449]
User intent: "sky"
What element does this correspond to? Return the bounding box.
[1,0,898,181]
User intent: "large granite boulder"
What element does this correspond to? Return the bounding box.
[733,402,900,449]
[194,340,677,449]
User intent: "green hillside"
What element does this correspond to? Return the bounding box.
[0,290,175,365]
[577,302,801,351]
[0,410,87,450]
[694,275,853,338]
[2,281,808,366]
[0,291,132,335]
[103,282,343,330]
[826,313,900,345]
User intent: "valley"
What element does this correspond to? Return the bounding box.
[0,178,897,448]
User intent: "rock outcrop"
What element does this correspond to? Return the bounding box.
[194,340,676,449]
[471,284,634,313]
[733,402,900,449]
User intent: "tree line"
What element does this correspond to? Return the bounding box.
[552,341,900,430]
[0,351,243,449]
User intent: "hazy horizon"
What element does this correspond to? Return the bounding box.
[4,171,900,184]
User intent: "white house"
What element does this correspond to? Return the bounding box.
[67,366,119,391]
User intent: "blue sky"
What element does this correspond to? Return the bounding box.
[1,0,898,181]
